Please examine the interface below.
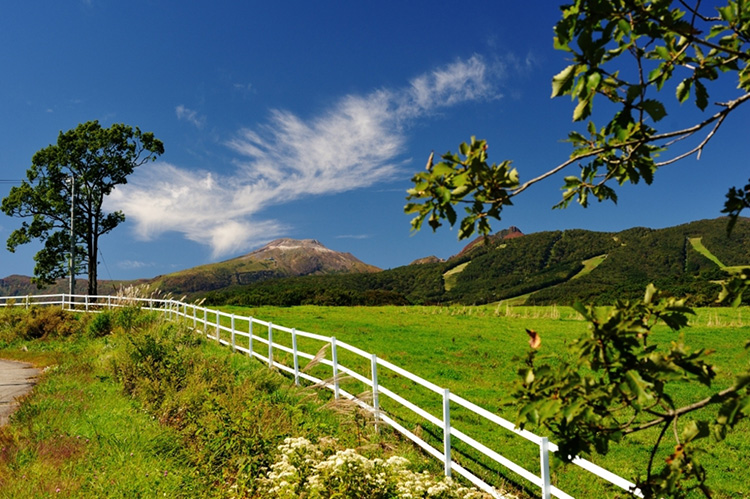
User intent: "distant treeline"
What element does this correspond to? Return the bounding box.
[204,218,750,308]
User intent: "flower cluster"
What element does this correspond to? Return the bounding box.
[256,437,494,498]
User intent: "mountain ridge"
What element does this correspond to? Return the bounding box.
[4,219,749,307]
[201,217,750,307]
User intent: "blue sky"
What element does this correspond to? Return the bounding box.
[1,1,747,281]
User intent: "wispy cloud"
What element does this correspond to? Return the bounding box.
[335,234,371,240]
[110,55,502,257]
[233,82,255,98]
[176,105,206,128]
[117,259,155,270]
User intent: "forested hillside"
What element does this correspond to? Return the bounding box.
[205,218,750,307]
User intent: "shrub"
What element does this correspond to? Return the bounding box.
[0,307,81,341]
[113,305,158,333]
[87,311,113,338]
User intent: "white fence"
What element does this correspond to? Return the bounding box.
[0,293,643,499]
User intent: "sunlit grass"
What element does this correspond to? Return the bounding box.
[213,303,750,498]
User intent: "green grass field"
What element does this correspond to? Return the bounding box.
[209,304,750,498]
[688,237,725,268]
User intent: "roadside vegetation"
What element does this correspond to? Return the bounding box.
[0,305,494,498]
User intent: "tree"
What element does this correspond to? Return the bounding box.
[406,1,750,497]
[2,121,164,296]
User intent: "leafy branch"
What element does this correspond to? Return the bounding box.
[405,2,750,497]
[406,1,750,240]
[510,284,750,498]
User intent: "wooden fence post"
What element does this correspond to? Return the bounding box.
[292,328,299,386]
[540,437,551,499]
[331,337,340,399]
[248,318,254,357]
[268,323,274,368]
[443,388,452,478]
[371,354,380,431]
[231,314,236,351]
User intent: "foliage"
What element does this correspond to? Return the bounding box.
[205,262,446,307]
[512,286,750,497]
[256,436,493,499]
[0,306,81,342]
[405,137,519,239]
[1,120,164,295]
[403,2,750,496]
[86,310,113,338]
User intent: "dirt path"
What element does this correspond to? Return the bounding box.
[0,359,40,426]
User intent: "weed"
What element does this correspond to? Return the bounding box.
[87,311,113,338]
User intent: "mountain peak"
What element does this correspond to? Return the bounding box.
[255,238,333,254]
[453,226,524,259]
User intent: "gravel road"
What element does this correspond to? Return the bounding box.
[0,359,40,426]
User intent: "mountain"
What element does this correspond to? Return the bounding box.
[452,226,524,259]
[410,256,444,265]
[5,219,750,307]
[204,218,750,308]
[147,238,380,295]
[0,275,134,297]
[0,238,380,298]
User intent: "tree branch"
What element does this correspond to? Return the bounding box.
[510,92,750,199]
[623,384,737,434]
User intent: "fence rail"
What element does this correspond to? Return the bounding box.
[0,293,643,499]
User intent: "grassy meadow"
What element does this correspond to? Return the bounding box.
[0,306,465,498]
[0,303,747,498]
[211,303,750,498]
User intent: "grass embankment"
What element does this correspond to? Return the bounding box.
[0,306,487,498]
[215,304,750,498]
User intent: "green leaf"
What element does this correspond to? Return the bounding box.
[432,162,456,176]
[624,370,654,406]
[642,99,667,122]
[586,71,602,93]
[551,64,577,98]
[573,98,591,122]
[676,79,691,103]
[587,121,597,136]
[681,420,710,443]
[694,80,708,111]
[626,84,642,103]
[617,18,631,36]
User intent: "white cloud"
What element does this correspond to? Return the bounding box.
[336,234,371,240]
[111,55,502,257]
[404,55,500,114]
[176,105,206,128]
[117,260,154,270]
